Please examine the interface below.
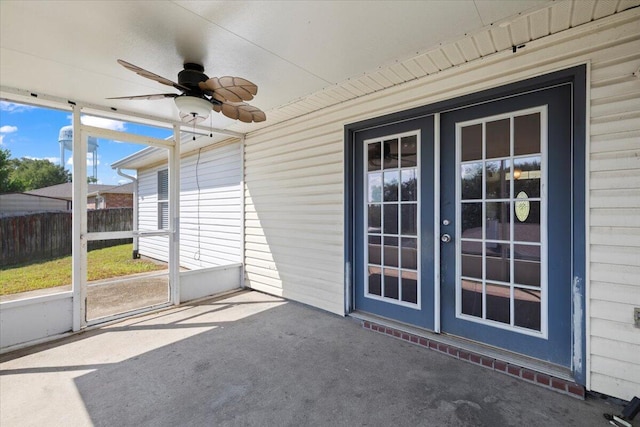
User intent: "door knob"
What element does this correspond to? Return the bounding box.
[441,233,452,243]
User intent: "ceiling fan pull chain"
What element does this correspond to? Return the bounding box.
[209,115,213,138]
[192,114,196,141]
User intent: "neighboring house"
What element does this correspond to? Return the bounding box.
[0,193,70,215]
[88,182,134,209]
[25,182,133,209]
[113,140,241,271]
[111,5,640,402]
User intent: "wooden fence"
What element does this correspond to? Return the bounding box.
[0,208,133,267]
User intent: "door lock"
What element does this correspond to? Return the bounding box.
[441,233,452,243]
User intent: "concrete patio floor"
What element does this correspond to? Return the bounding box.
[0,290,626,426]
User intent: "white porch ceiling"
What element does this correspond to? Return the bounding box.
[1,0,637,137]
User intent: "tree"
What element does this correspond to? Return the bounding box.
[0,148,13,192]
[0,151,71,193]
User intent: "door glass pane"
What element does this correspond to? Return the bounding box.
[461,124,482,161]
[514,244,540,286]
[514,288,541,331]
[461,203,482,238]
[461,163,482,200]
[368,235,381,265]
[400,135,417,167]
[401,271,418,304]
[485,202,510,241]
[513,156,541,198]
[486,118,510,159]
[461,279,483,317]
[514,113,540,156]
[400,238,417,269]
[383,171,399,201]
[383,236,399,268]
[383,139,399,169]
[486,284,510,324]
[368,204,381,233]
[485,160,511,199]
[383,204,398,234]
[461,241,482,279]
[400,169,418,201]
[367,142,381,171]
[485,243,510,283]
[383,270,399,299]
[400,204,417,235]
[368,266,382,296]
[513,201,540,242]
[368,173,382,202]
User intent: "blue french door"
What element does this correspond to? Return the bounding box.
[440,84,574,367]
[353,116,435,329]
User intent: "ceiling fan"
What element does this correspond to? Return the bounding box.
[108,59,266,124]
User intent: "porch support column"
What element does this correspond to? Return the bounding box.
[169,125,181,305]
[72,106,87,331]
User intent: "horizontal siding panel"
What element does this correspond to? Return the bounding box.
[590,189,640,208]
[591,318,638,345]
[591,262,640,286]
[591,244,640,266]
[591,208,640,229]
[590,149,640,172]
[590,299,640,324]
[590,281,640,305]
[590,336,640,365]
[590,169,640,190]
[591,96,640,120]
[590,372,638,402]
[590,130,640,153]
[591,355,640,384]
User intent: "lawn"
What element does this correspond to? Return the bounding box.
[0,244,167,296]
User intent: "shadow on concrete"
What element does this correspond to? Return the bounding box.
[0,291,625,427]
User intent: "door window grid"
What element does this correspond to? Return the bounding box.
[456,107,547,337]
[364,131,421,309]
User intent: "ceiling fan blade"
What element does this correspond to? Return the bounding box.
[200,76,258,102]
[117,59,189,92]
[219,102,266,123]
[107,93,178,100]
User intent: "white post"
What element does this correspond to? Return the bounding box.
[169,125,181,305]
[72,106,88,331]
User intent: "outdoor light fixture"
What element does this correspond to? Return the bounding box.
[174,95,211,124]
[513,168,522,180]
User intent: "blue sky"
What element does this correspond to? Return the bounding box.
[0,100,172,185]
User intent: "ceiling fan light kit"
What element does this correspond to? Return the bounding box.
[109,59,266,124]
[175,95,213,123]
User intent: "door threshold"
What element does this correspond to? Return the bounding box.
[350,311,583,399]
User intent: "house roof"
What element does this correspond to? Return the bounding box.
[25,183,126,200]
[2,1,635,156]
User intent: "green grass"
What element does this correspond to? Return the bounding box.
[0,244,167,295]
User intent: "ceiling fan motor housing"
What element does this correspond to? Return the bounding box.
[178,63,208,94]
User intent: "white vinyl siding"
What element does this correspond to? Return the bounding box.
[588,28,640,400]
[242,9,640,400]
[137,141,241,270]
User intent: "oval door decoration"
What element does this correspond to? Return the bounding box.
[515,191,530,222]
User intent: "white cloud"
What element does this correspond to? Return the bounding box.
[0,101,35,113]
[0,125,18,146]
[78,115,127,131]
[0,125,18,133]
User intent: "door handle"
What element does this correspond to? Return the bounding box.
[441,233,452,243]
